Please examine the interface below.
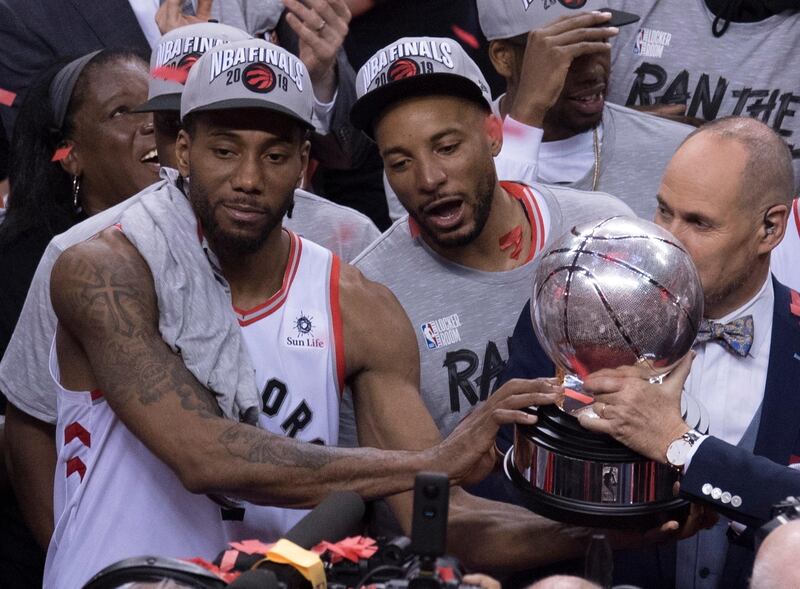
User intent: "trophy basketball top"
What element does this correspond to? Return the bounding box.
[531,216,704,382]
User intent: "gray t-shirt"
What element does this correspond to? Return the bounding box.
[338,182,634,442]
[0,177,377,423]
[606,0,800,190]
[491,101,691,220]
[565,103,692,220]
[285,189,380,264]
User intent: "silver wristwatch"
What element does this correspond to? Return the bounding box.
[665,429,703,471]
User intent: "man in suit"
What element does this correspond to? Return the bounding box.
[497,116,798,588]
[0,0,157,136]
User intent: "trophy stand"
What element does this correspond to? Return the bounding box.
[503,392,708,529]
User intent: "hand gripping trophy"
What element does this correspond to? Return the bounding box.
[504,216,706,528]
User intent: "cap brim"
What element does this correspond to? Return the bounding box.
[132,93,182,113]
[350,73,490,139]
[182,98,314,130]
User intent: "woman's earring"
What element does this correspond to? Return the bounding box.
[72,175,81,210]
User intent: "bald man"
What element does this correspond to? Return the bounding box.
[751,520,800,589]
[497,117,799,588]
[527,576,600,589]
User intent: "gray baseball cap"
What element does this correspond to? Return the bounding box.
[180,38,314,128]
[350,36,493,138]
[134,22,251,113]
[477,0,608,40]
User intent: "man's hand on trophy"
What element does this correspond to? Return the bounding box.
[441,378,562,487]
[577,353,695,463]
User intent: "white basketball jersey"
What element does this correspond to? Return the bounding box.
[44,350,230,589]
[44,231,345,588]
[772,198,800,292]
[224,231,345,541]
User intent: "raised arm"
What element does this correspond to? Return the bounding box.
[50,229,532,509]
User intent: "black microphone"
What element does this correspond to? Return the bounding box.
[254,491,366,589]
[228,569,281,589]
[283,490,366,549]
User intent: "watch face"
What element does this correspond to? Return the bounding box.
[667,439,690,467]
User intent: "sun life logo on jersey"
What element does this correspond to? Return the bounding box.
[421,313,463,350]
[287,311,325,349]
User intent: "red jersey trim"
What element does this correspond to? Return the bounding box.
[64,422,91,448]
[330,256,346,396]
[500,181,546,262]
[235,231,302,326]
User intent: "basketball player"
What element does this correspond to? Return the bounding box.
[341,37,634,444]
[42,39,588,588]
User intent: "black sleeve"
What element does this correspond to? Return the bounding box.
[680,435,800,528]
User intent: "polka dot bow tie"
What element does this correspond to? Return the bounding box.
[695,315,754,357]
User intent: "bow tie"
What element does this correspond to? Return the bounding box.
[695,315,754,357]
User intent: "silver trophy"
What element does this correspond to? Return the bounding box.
[504,216,705,528]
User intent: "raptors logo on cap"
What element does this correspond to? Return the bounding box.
[178,52,202,74]
[243,63,277,93]
[388,58,420,82]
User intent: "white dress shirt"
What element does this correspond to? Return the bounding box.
[128,0,162,48]
[684,274,774,470]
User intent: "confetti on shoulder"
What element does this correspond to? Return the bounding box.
[0,88,17,107]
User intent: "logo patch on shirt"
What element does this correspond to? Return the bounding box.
[421,314,463,350]
[633,27,672,58]
[286,310,326,349]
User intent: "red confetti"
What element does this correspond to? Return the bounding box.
[499,224,523,259]
[564,388,594,405]
[229,539,275,555]
[51,145,73,162]
[791,290,800,318]
[185,558,239,583]
[450,24,480,50]
[0,88,16,107]
[313,536,378,564]
[151,65,189,84]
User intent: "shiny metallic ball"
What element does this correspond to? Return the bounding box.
[531,216,703,379]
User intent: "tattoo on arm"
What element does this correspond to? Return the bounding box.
[218,425,336,470]
[54,241,222,420]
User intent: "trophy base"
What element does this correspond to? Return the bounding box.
[503,447,689,529]
[504,404,690,529]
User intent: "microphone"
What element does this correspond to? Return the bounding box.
[254,491,366,589]
[284,490,366,549]
[228,569,281,589]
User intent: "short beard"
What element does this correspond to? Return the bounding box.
[189,180,293,257]
[411,160,497,250]
[703,259,756,315]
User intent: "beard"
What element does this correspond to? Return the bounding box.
[189,179,293,257]
[703,258,757,315]
[410,159,497,250]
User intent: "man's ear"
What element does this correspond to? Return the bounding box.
[57,141,81,178]
[175,129,192,177]
[760,202,790,253]
[487,39,516,79]
[296,138,311,188]
[485,115,503,157]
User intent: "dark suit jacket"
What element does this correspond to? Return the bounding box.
[0,0,151,136]
[494,277,800,588]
